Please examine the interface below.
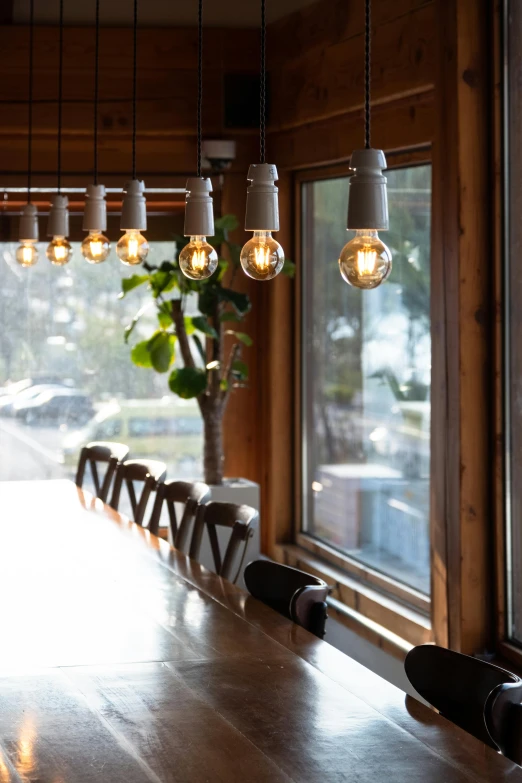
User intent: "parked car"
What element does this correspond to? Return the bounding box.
[0,376,73,398]
[0,384,70,417]
[62,397,203,471]
[17,389,94,427]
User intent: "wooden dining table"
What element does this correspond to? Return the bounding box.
[0,478,520,782]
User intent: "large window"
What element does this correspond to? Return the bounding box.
[0,209,203,494]
[301,165,432,595]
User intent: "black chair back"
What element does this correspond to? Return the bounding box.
[75,441,129,502]
[405,644,522,764]
[189,501,257,583]
[244,560,329,638]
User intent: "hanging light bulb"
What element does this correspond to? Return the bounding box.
[240,164,284,281]
[16,204,39,267]
[82,185,110,263]
[339,0,391,289]
[179,178,217,280]
[340,149,391,289]
[46,195,72,266]
[117,180,149,266]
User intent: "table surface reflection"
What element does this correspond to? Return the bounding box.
[0,478,518,782]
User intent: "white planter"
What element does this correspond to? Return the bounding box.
[203,478,260,587]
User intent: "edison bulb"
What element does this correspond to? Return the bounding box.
[81,230,111,264]
[16,241,39,267]
[116,230,149,266]
[240,230,284,281]
[46,236,72,266]
[179,236,218,280]
[338,230,392,289]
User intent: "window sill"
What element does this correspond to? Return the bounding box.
[280,542,432,659]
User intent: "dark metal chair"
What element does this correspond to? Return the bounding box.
[405,644,522,765]
[148,480,211,544]
[109,459,167,527]
[75,441,129,503]
[244,559,329,638]
[189,501,258,584]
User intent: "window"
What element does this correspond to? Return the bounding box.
[301,165,432,595]
[0,209,203,488]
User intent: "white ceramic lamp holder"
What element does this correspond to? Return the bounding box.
[244,163,280,232]
[83,184,108,232]
[347,148,389,230]
[184,177,215,237]
[120,179,147,231]
[47,194,70,238]
[19,203,39,242]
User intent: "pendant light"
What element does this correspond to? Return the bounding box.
[17,0,38,268]
[338,0,392,289]
[82,0,110,264]
[239,0,284,281]
[46,0,72,266]
[117,0,148,266]
[179,0,218,281]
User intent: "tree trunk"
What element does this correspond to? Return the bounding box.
[203,405,224,485]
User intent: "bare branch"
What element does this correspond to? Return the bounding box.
[221,342,242,404]
[171,300,195,369]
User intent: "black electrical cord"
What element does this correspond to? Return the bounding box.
[132,0,138,180]
[364,0,371,149]
[93,0,100,184]
[57,0,64,192]
[260,0,266,164]
[27,0,35,202]
[196,0,203,177]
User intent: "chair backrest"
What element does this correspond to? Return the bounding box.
[244,560,330,638]
[109,458,167,526]
[148,480,211,544]
[405,644,522,763]
[189,501,258,583]
[75,441,129,503]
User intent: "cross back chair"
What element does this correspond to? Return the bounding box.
[109,459,167,527]
[189,501,258,584]
[405,644,522,765]
[148,480,211,544]
[75,441,130,503]
[244,560,330,638]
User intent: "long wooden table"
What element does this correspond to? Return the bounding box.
[0,479,519,782]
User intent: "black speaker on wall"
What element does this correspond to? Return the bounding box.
[223,73,271,129]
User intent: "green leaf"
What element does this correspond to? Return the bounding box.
[124,303,151,344]
[282,258,296,278]
[183,316,196,335]
[226,330,253,347]
[198,286,220,316]
[169,367,207,399]
[220,288,251,315]
[231,359,249,381]
[215,214,239,233]
[131,340,153,368]
[192,333,206,364]
[147,331,176,373]
[219,310,243,323]
[191,316,218,339]
[157,302,174,329]
[119,274,149,298]
[150,270,178,298]
[220,378,229,392]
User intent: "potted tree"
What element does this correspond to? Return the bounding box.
[120,214,294,516]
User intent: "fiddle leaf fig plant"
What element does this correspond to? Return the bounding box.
[120,214,294,485]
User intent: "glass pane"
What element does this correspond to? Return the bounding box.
[0,229,203,496]
[301,165,432,594]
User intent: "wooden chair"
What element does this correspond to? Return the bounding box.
[189,501,258,584]
[405,644,522,765]
[109,459,167,527]
[244,559,330,638]
[75,441,129,503]
[148,480,211,543]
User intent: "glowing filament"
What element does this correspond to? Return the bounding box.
[356,248,378,276]
[253,244,271,273]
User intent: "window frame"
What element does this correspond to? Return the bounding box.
[291,148,435,651]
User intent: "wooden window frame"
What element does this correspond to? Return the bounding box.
[288,148,434,654]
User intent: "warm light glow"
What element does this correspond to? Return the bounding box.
[15,241,38,268]
[81,230,110,264]
[46,236,72,266]
[240,230,284,281]
[116,230,149,266]
[338,229,392,289]
[179,236,218,280]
